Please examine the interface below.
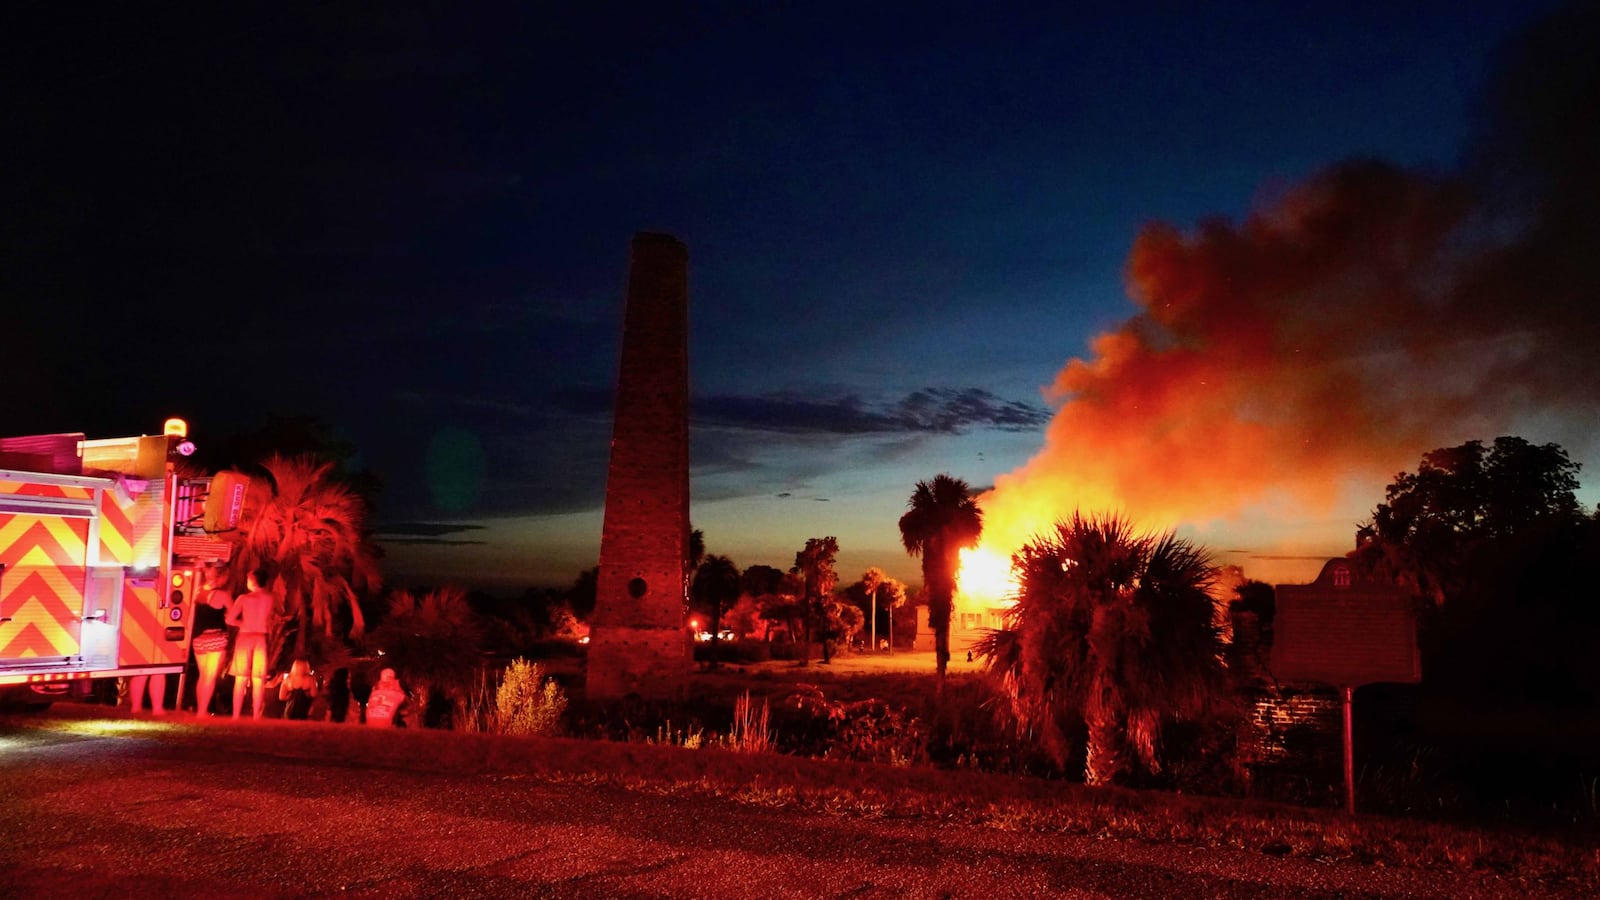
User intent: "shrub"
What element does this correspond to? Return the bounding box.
[496,658,567,737]
[828,698,926,766]
[775,684,927,765]
[734,638,771,663]
[924,675,1050,775]
[767,640,804,661]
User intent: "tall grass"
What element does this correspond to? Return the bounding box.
[459,667,499,734]
[729,691,773,754]
[647,720,706,749]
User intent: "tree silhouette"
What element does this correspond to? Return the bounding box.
[899,474,982,678]
[742,564,800,643]
[793,537,840,664]
[691,554,742,669]
[1354,436,1597,701]
[1356,436,1583,605]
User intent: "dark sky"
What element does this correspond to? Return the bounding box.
[6,2,1594,591]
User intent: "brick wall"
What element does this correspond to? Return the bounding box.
[1231,606,1344,804]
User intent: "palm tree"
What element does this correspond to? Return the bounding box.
[691,554,742,670]
[235,454,382,666]
[368,586,486,727]
[975,512,1223,786]
[856,567,906,653]
[898,474,983,678]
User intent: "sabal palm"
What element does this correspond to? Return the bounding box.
[238,454,381,663]
[859,567,905,652]
[977,512,1222,786]
[691,554,742,670]
[898,474,982,678]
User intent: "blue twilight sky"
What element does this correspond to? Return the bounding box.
[5,2,1596,592]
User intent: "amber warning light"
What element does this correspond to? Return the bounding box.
[164,417,196,456]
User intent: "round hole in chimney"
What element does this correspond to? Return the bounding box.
[627,577,648,599]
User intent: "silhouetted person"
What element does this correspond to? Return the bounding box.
[327,668,351,723]
[351,670,373,724]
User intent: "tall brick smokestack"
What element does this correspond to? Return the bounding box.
[586,233,691,700]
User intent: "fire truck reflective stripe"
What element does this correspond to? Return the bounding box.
[97,485,165,568]
[0,518,87,569]
[2,569,82,626]
[98,494,135,564]
[0,482,93,500]
[1,579,87,658]
[0,622,65,659]
[118,582,182,665]
[0,514,88,661]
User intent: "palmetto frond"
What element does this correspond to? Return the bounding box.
[231,453,381,663]
[977,511,1224,783]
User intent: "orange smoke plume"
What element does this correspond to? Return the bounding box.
[973,155,1597,588]
[963,6,1600,600]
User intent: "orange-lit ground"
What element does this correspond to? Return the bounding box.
[0,706,1578,896]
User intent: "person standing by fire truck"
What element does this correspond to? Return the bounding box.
[227,568,275,719]
[190,564,234,717]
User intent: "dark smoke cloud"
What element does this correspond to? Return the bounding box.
[980,3,1600,553]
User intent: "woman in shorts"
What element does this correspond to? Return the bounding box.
[191,564,233,717]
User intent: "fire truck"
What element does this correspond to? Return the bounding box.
[0,420,236,709]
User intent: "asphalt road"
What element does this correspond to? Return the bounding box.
[0,712,1564,899]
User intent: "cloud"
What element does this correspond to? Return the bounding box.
[374,522,489,546]
[695,387,1048,435]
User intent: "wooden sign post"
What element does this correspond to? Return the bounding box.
[1272,559,1421,814]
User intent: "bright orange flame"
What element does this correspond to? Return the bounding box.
[955,546,1019,610]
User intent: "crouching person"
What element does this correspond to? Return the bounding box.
[365,668,405,727]
[279,659,318,720]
